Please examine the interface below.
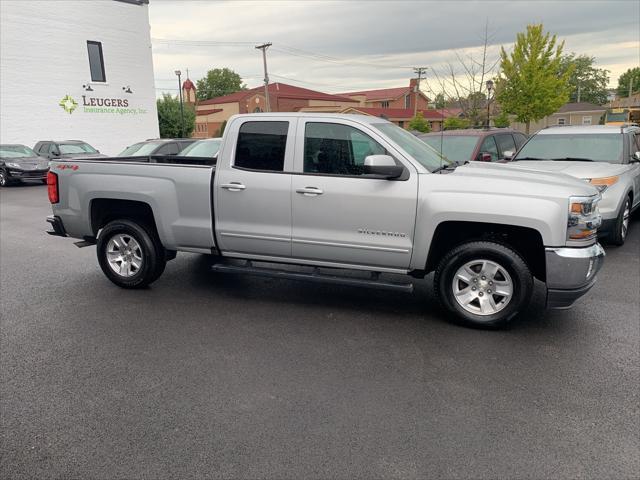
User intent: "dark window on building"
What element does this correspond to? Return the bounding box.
[495,134,516,157]
[381,101,390,109]
[234,121,288,171]
[404,95,411,109]
[87,41,106,82]
[304,122,387,176]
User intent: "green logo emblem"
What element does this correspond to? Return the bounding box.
[59,95,78,114]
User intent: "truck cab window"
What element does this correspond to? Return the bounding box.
[234,121,288,171]
[304,122,386,175]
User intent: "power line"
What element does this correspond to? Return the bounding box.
[151,38,416,71]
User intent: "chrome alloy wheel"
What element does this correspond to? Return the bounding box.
[106,234,143,277]
[621,199,630,240]
[452,259,513,316]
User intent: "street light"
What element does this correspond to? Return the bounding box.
[175,69,185,137]
[486,79,494,128]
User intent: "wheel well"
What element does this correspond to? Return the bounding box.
[90,199,159,239]
[424,221,546,281]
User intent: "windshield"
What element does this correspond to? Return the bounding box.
[180,139,221,157]
[606,112,628,122]
[421,135,478,163]
[59,142,98,154]
[0,145,37,158]
[372,123,452,172]
[118,142,161,157]
[514,134,623,163]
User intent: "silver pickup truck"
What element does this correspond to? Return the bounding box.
[46,113,605,328]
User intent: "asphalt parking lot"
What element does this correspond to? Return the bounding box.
[1,183,638,479]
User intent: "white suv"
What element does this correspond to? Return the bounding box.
[507,125,640,245]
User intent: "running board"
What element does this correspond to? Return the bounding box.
[211,262,414,293]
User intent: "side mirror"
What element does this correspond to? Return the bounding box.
[51,150,60,156]
[478,152,492,162]
[364,155,404,179]
[502,150,515,161]
[632,151,640,162]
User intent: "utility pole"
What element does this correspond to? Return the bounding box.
[577,84,581,103]
[413,67,427,116]
[175,69,185,137]
[255,42,272,112]
[630,77,634,98]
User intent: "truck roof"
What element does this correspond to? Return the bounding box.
[538,125,640,135]
[229,112,391,125]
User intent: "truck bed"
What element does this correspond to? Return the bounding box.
[49,156,216,253]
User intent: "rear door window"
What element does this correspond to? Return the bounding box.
[513,133,527,150]
[495,134,517,158]
[155,143,179,155]
[478,136,499,161]
[234,121,288,171]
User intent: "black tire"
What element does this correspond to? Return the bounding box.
[609,195,631,246]
[434,241,533,329]
[0,170,10,187]
[96,219,166,288]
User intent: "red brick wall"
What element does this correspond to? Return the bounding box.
[274,97,309,112]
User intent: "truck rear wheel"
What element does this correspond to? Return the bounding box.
[97,219,166,289]
[434,241,533,328]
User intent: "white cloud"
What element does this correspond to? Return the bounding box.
[149,0,640,96]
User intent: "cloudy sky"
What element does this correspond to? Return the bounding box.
[150,0,640,97]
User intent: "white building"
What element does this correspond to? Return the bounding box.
[0,0,159,155]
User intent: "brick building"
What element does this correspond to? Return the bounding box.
[191,83,357,138]
[339,79,430,111]
[339,107,445,131]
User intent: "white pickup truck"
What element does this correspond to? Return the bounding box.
[46,113,605,328]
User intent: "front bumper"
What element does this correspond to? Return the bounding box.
[6,168,48,180]
[545,243,605,309]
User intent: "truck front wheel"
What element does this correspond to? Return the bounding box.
[97,219,166,289]
[434,241,533,328]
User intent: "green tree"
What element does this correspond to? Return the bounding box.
[433,93,446,109]
[443,117,470,130]
[560,53,609,105]
[407,112,431,133]
[496,24,573,134]
[616,67,640,97]
[492,111,511,128]
[156,93,195,138]
[196,68,246,101]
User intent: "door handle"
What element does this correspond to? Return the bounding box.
[220,182,246,191]
[296,187,323,196]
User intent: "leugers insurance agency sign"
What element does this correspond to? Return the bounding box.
[58,92,148,116]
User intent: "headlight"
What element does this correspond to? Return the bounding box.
[5,162,21,169]
[585,176,619,193]
[567,195,602,244]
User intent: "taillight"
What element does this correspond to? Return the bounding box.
[47,171,59,204]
